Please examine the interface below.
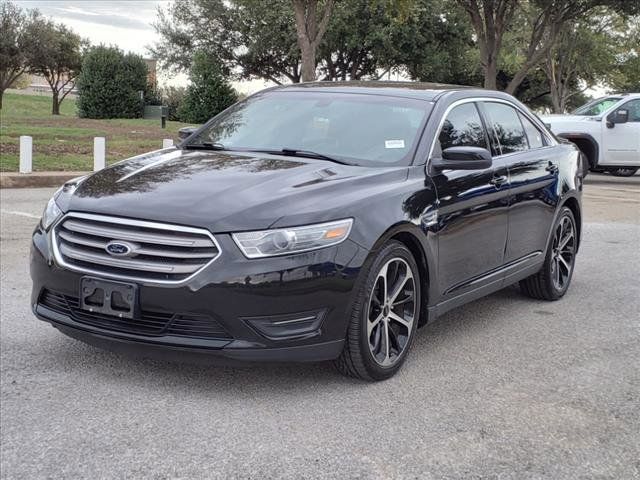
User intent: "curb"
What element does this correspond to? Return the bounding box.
[0,172,89,189]
[584,175,639,187]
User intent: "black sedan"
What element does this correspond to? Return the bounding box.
[31,82,583,380]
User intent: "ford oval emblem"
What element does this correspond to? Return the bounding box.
[106,241,133,257]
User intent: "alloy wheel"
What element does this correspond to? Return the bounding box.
[550,214,576,291]
[367,257,416,367]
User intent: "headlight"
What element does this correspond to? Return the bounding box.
[41,196,62,230]
[232,219,353,258]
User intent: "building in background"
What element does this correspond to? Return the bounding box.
[144,58,157,87]
[14,58,158,96]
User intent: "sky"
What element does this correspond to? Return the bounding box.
[13,0,269,92]
[15,1,166,57]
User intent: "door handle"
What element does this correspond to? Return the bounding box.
[546,162,559,174]
[490,175,508,187]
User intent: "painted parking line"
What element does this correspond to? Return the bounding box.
[0,210,41,220]
[588,187,640,195]
[586,195,640,204]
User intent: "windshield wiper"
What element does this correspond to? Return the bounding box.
[249,148,353,165]
[183,141,227,150]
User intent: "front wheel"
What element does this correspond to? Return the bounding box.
[334,241,421,381]
[520,207,577,301]
[609,167,638,177]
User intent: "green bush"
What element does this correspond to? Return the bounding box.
[144,82,163,106]
[162,85,186,121]
[76,46,148,119]
[178,51,238,124]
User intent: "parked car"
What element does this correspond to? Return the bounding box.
[541,93,640,177]
[31,82,583,380]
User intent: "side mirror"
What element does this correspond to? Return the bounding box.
[606,109,628,128]
[431,146,492,171]
[178,126,198,141]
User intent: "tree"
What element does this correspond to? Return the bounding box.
[152,0,477,86]
[0,1,40,109]
[457,0,640,94]
[76,46,148,119]
[503,0,610,95]
[611,56,640,93]
[316,0,476,83]
[178,51,238,124]
[455,0,519,90]
[391,0,481,85]
[316,0,388,81]
[27,20,85,114]
[609,16,640,92]
[151,0,302,84]
[144,81,163,106]
[542,9,623,112]
[162,85,187,121]
[291,0,335,81]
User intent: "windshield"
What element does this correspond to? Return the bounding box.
[573,97,622,116]
[186,91,432,167]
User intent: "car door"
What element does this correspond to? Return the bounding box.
[429,101,510,300]
[480,101,559,266]
[601,98,640,165]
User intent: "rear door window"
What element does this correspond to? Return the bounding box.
[483,102,528,155]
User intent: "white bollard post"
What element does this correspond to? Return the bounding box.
[93,137,106,171]
[162,138,174,149]
[19,136,32,174]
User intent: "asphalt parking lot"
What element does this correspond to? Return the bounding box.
[1,173,639,479]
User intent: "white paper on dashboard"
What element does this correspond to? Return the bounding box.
[385,139,405,149]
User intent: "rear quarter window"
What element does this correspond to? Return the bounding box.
[518,112,545,149]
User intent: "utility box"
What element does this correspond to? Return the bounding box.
[143,105,169,128]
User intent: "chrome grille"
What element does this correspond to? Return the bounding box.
[52,213,220,283]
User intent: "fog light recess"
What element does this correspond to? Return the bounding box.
[243,310,327,340]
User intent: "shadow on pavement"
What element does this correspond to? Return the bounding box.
[39,284,531,395]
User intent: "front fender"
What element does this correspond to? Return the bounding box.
[347,170,439,323]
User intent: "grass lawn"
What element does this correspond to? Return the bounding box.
[0,92,193,172]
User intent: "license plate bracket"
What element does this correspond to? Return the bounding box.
[80,277,138,319]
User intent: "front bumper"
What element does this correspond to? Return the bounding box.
[30,223,368,363]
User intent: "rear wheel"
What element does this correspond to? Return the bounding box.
[334,241,420,381]
[609,167,638,177]
[520,207,577,301]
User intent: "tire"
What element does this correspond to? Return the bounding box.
[520,207,577,301]
[609,167,638,177]
[334,241,421,381]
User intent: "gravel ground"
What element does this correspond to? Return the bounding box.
[1,174,639,479]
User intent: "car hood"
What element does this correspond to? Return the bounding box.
[63,148,407,232]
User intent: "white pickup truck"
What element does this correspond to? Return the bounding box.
[541,93,640,176]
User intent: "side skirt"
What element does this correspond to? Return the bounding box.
[427,252,544,321]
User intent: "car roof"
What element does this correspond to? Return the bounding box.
[270,81,489,102]
[602,93,640,98]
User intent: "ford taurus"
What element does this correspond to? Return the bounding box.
[31,82,583,380]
